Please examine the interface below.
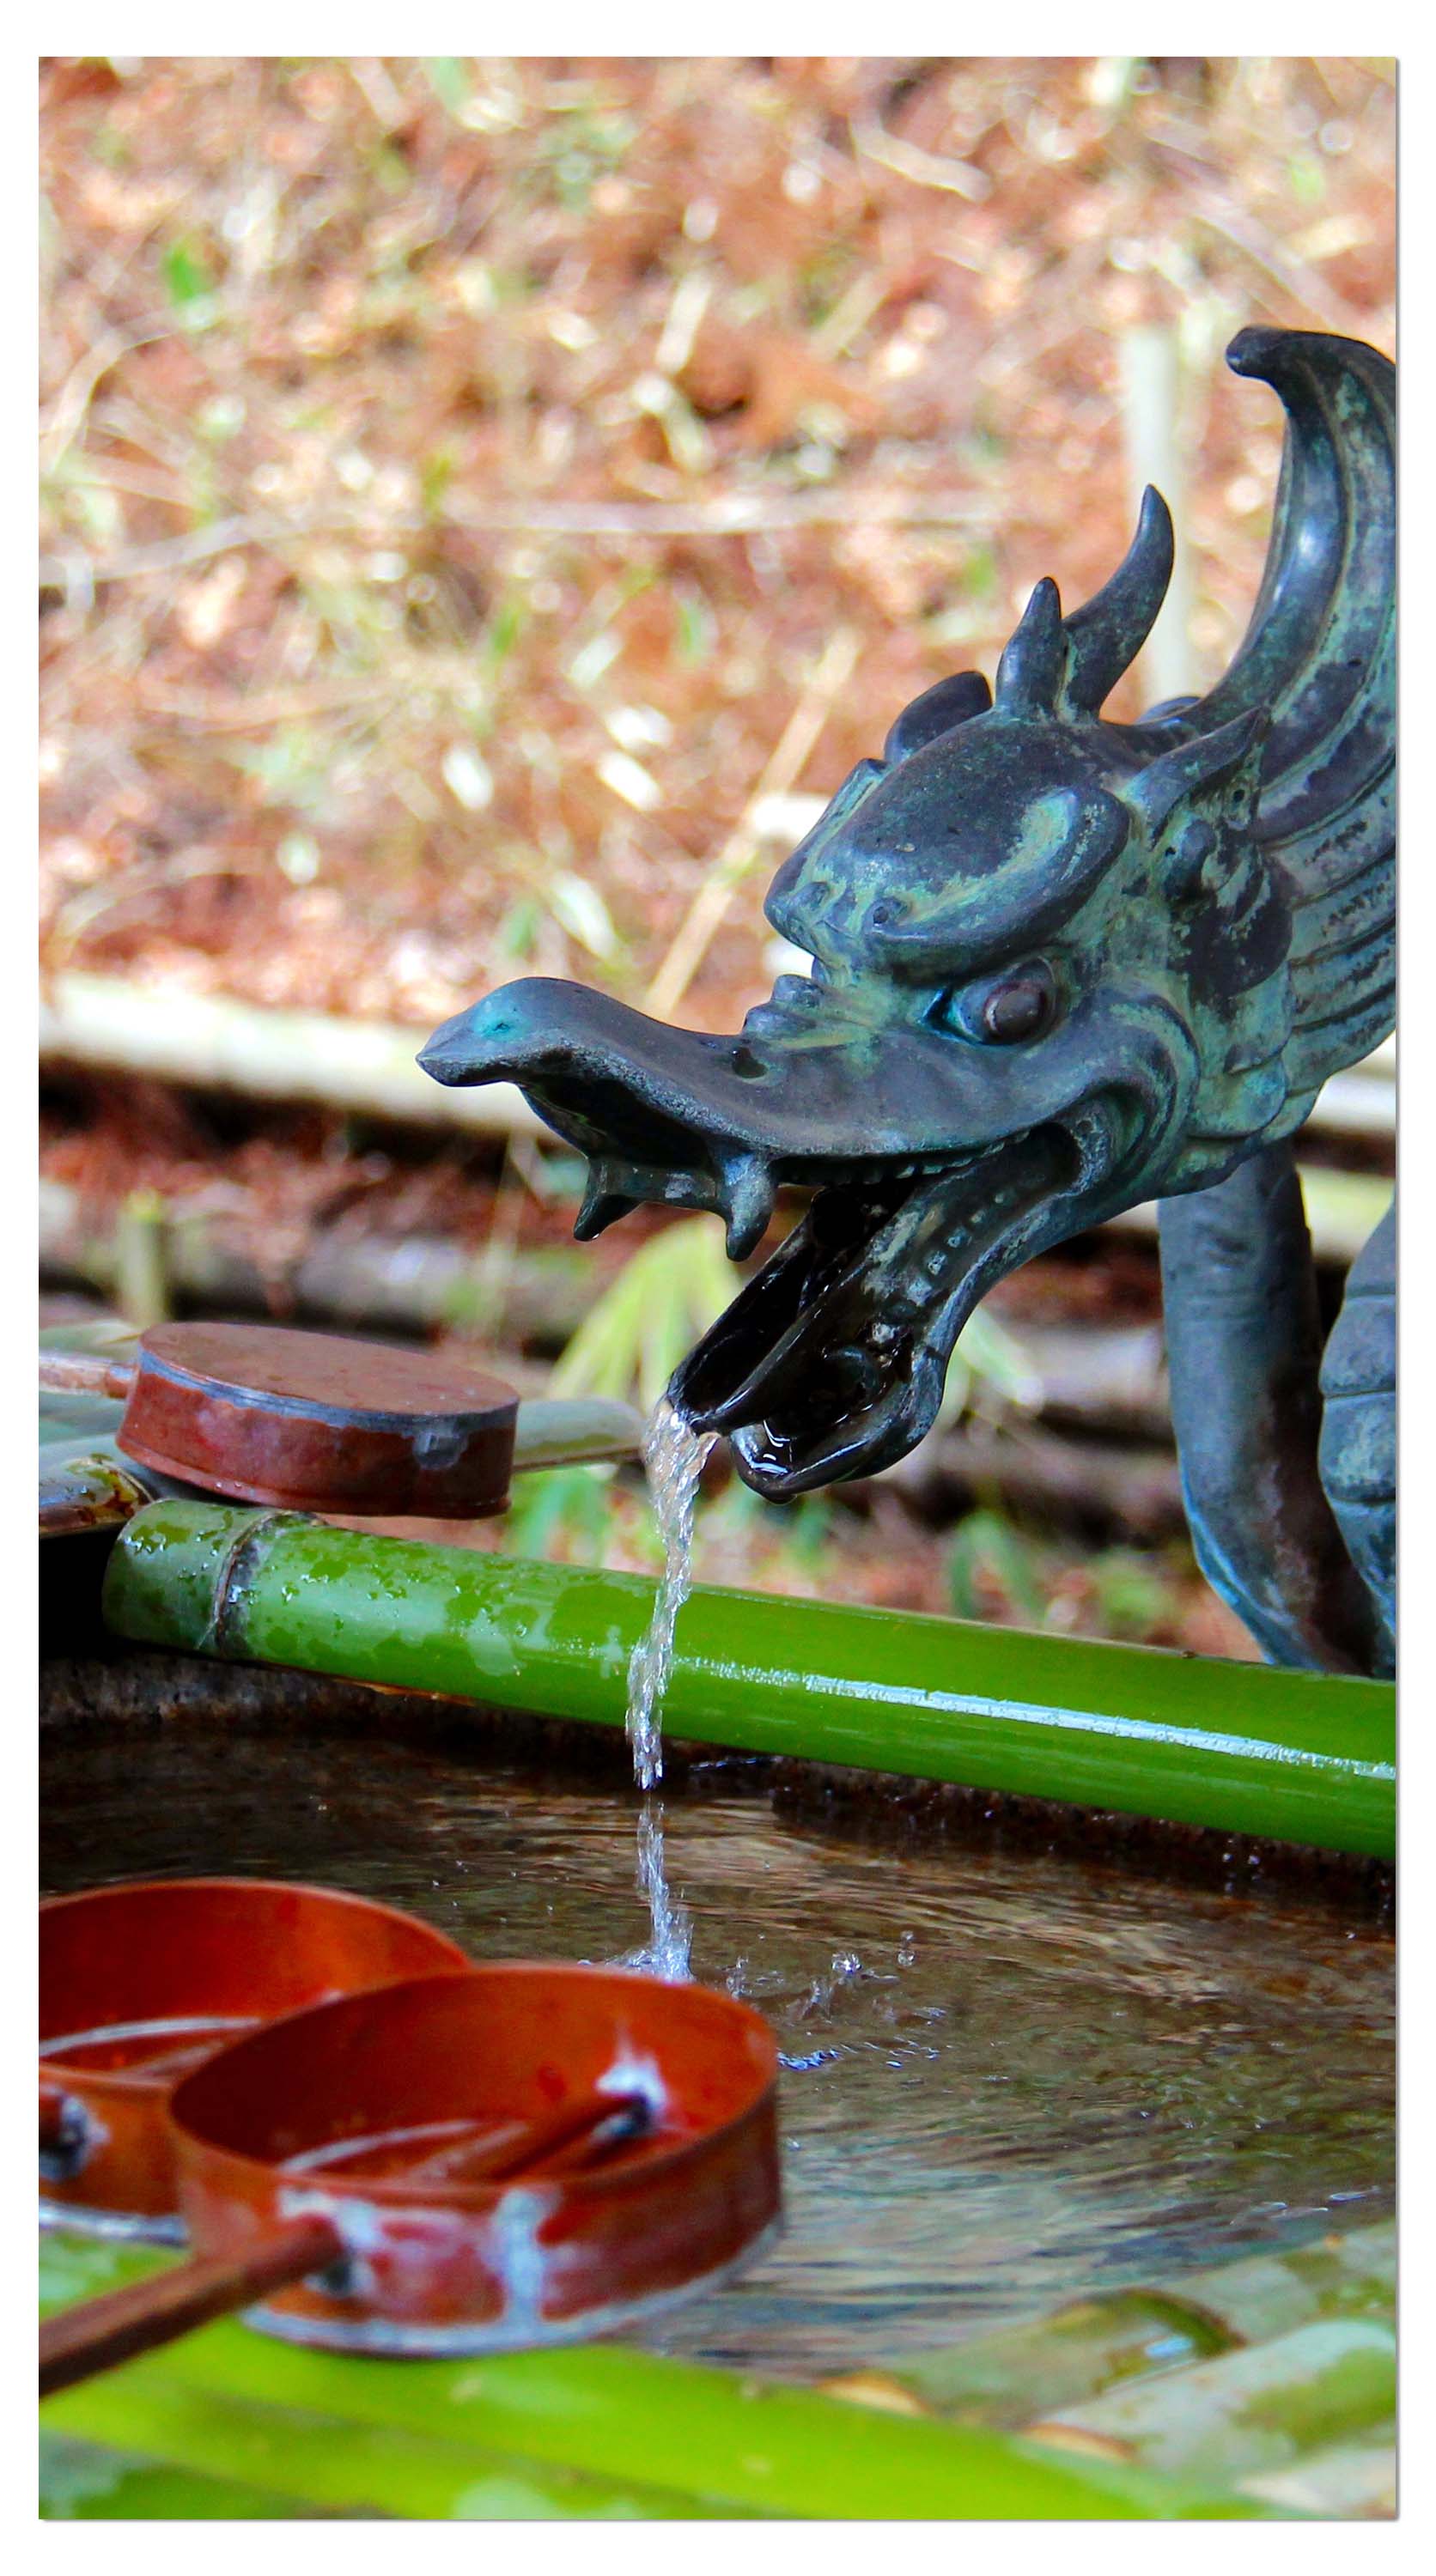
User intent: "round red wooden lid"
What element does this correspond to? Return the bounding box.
[116,1322,518,1516]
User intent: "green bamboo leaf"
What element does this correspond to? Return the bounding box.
[550,1218,737,1413]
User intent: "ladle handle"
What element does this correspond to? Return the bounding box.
[38,1352,137,1400]
[475,2087,651,2182]
[39,2211,340,2399]
[399,2087,652,2187]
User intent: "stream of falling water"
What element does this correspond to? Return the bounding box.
[621,1395,715,1978]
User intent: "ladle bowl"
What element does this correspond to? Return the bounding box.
[169,1965,782,2354]
[40,1878,471,2236]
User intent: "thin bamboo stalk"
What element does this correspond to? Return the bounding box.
[113,1189,170,1329]
[644,626,860,1017]
[40,2238,1252,2520]
[1119,325,1195,708]
[40,973,542,1137]
[102,1502,1395,1856]
[867,2223,1396,2428]
[40,1176,598,1346]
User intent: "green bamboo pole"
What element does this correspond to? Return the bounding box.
[37,2243,739,2521]
[42,2372,717,2521]
[105,1502,1395,1856]
[872,2222,1396,2428]
[40,2238,1256,2520]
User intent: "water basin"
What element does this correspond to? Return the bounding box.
[40,1722,1393,2378]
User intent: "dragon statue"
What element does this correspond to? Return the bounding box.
[422,328,1395,1680]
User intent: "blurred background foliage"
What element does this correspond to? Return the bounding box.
[40,57,1395,1647]
[40,55,1394,1026]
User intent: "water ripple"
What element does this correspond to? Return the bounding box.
[42,1728,1394,2377]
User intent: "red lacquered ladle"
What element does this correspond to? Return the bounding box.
[39,2087,651,2396]
[40,1878,471,2236]
[40,1966,782,2394]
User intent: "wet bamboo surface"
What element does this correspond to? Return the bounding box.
[35,2233,1255,2520]
[40,2221,1394,2518]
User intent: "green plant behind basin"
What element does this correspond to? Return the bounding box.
[949,1510,1182,1643]
[548,1217,736,1414]
[550,1212,1037,1423]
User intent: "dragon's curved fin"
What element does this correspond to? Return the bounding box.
[883,669,991,762]
[1149,331,1395,1094]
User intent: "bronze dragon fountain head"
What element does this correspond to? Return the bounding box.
[422,329,1394,1674]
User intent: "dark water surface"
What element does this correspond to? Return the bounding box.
[41,1726,1394,2377]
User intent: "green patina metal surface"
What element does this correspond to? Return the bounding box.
[421,330,1395,1678]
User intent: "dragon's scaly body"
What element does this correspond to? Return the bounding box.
[423,330,1395,1678]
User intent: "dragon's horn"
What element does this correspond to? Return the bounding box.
[1059,486,1175,714]
[994,575,1065,714]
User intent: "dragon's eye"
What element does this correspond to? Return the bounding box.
[930,961,1060,1045]
[980,976,1055,1042]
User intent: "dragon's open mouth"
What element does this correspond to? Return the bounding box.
[418,977,1152,1497]
[673,1116,1097,1495]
